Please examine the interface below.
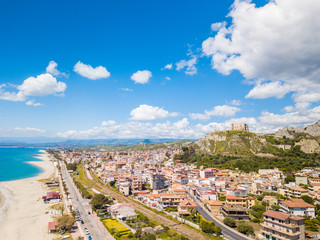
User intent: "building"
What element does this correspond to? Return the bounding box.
[231,123,249,132]
[225,196,255,208]
[200,168,216,178]
[283,186,309,198]
[177,199,197,215]
[280,199,315,218]
[159,194,183,210]
[296,176,308,186]
[206,200,224,216]
[260,210,305,240]
[131,176,143,193]
[221,205,249,220]
[150,173,165,190]
[42,192,60,204]
[119,182,130,196]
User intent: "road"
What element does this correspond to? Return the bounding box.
[189,194,251,240]
[60,162,113,240]
[85,168,213,240]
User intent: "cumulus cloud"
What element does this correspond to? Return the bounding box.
[190,105,241,120]
[203,0,320,101]
[0,73,67,105]
[74,61,110,80]
[26,100,43,107]
[229,99,242,106]
[46,61,67,77]
[130,104,178,121]
[176,57,198,75]
[246,81,294,99]
[131,70,152,84]
[162,64,173,70]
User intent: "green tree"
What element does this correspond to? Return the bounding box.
[200,218,215,233]
[301,195,314,205]
[215,225,221,236]
[285,174,295,184]
[57,215,75,231]
[223,217,236,228]
[219,194,226,201]
[237,221,254,236]
[90,193,111,210]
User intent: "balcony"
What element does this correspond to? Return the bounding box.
[261,225,301,237]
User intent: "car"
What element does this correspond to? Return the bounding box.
[85,230,90,235]
[88,235,92,240]
[81,220,84,224]
[88,211,91,215]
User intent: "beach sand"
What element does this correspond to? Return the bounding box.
[0,150,55,240]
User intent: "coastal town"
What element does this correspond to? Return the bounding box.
[32,123,320,240]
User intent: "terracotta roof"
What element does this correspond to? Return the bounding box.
[226,196,242,200]
[281,199,315,208]
[310,182,320,186]
[264,210,305,221]
[207,200,224,206]
[48,222,58,230]
[179,199,197,207]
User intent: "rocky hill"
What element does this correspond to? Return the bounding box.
[193,120,320,156]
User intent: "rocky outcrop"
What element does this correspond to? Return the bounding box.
[304,121,320,136]
[274,127,294,139]
[295,139,320,153]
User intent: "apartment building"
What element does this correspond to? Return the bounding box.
[280,199,315,218]
[149,173,165,190]
[260,210,305,240]
[282,186,308,198]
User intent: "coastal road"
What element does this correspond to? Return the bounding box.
[60,162,113,240]
[189,194,251,240]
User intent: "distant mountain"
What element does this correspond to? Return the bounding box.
[0,137,189,148]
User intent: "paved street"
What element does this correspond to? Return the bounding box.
[60,162,114,240]
[189,194,251,240]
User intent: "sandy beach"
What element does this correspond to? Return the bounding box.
[0,150,55,240]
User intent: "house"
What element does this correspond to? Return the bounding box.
[226,196,255,208]
[260,210,305,240]
[309,182,320,192]
[200,168,216,178]
[262,195,278,206]
[48,222,58,233]
[177,199,197,215]
[206,200,224,216]
[42,192,60,203]
[280,199,315,218]
[109,203,138,220]
[158,193,184,210]
[221,205,249,220]
[283,186,308,198]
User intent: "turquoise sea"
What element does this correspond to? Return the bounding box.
[0,148,43,181]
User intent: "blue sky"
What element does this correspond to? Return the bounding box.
[0,0,320,139]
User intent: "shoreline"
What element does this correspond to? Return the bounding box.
[0,149,55,240]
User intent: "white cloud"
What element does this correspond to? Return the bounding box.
[162,64,173,70]
[165,77,171,81]
[246,81,294,99]
[176,57,198,75]
[203,0,320,101]
[0,73,67,105]
[0,127,45,137]
[26,100,43,107]
[74,61,110,80]
[284,106,294,112]
[229,99,242,106]
[190,105,241,120]
[211,22,226,31]
[131,70,152,84]
[120,88,133,92]
[130,104,178,121]
[46,60,67,77]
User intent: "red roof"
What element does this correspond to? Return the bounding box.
[47,192,60,199]
[48,222,58,231]
[281,199,315,208]
[179,199,197,208]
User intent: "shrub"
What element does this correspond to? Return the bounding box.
[223,217,236,228]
